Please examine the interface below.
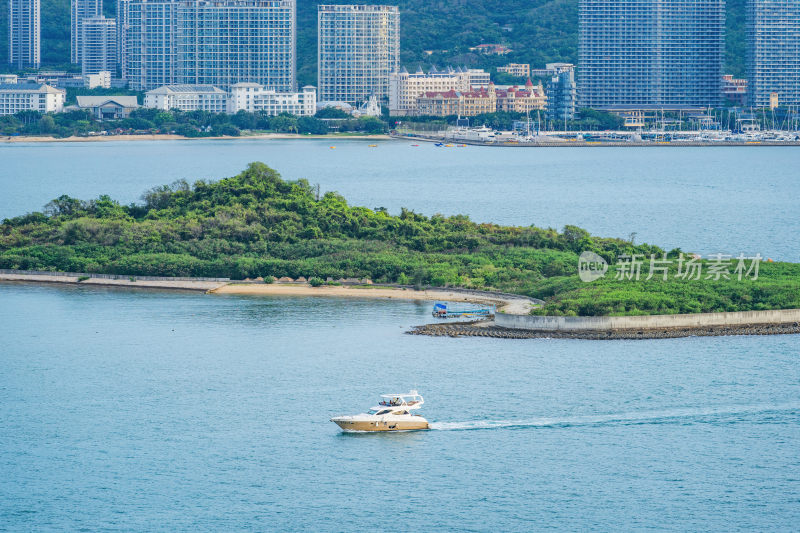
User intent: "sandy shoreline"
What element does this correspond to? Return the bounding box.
[212,283,535,314]
[0,273,227,291]
[0,273,536,314]
[1,133,392,143]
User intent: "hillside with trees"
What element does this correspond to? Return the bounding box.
[1,0,748,80]
[2,163,798,316]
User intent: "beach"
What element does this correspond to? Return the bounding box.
[0,133,392,143]
[212,283,536,314]
[0,271,536,314]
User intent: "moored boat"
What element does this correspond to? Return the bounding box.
[331,391,429,432]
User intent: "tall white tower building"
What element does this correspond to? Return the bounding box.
[9,0,41,69]
[318,4,400,104]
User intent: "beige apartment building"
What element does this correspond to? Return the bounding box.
[415,81,546,117]
[389,67,491,115]
[497,63,530,78]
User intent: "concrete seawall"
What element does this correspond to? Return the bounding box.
[496,309,800,331]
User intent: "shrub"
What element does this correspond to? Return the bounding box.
[309,277,324,287]
[263,275,276,284]
[77,275,90,282]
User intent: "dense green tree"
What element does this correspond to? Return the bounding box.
[2,162,797,316]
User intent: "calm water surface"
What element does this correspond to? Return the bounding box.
[1,283,799,530]
[1,139,799,260]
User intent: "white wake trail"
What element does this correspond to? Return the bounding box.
[429,402,800,431]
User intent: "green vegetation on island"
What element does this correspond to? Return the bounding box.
[1,163,798,316]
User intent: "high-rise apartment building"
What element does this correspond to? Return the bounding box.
[748,0,800,107]
[318,4,400,104]
[546,63,577,122]
[124,0,178,90]
[71,0,103,64]
[177,0,296,91]
[579,0,725,109]
[125,0,295,91]
[117,0,130,74]
[81,16,116,76]
[9,0,40,69]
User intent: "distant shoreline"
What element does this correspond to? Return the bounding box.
[0,133,392,143]
[0,272,536,314]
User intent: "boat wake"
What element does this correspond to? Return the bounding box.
[429,402,800,432]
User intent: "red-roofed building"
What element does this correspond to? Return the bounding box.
[495,80,546,112]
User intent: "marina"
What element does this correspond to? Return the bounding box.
[396,126,800,147]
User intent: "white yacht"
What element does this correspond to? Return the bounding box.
[331,391,429,432]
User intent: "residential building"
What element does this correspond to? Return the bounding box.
[546,64,576,121]
[117,0,130,74]
[495,80,546,113]
[125,0,296,92]
[75,95,139,119]
[0,74,19,83]
[71,0,103,64]
[579,0,725,109]
[81,16,117,76]
[20,70,111,89]
[177,0,296,91]
[416,85,496,117]
[9,0,40,69]
[470,44,512,55]
[145,84,228,113]
[389,66,489,115]
[228,83,316,115]
[747,0,800,107]
[415,90,460,117]
[722,74,748,106]
[497,64,530,78]
[0,83,65,115]
[85,71,112,88]
[318,4,400,104]
[466,69,491,89]
[124,0,179,90]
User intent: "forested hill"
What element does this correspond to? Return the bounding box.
[1,0,747,81]
[2,162,799,316]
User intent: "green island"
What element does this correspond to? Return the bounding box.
[1,162,798,316]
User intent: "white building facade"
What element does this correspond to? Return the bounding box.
[124,0,179,90]
[0,83,65,115]
[71,0,103,64]
[144,84,229,112]
[176,0,296,91]
[318,4,400,104]
[228,83,316,115]
[125,0,296,91]
[9,0,40,69]
[80,16,117,76]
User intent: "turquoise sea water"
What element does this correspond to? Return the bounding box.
[1,283,799,530]
[1,141,800,529]
[1,139,799,261]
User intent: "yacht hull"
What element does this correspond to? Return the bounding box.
[332,418,429,432]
